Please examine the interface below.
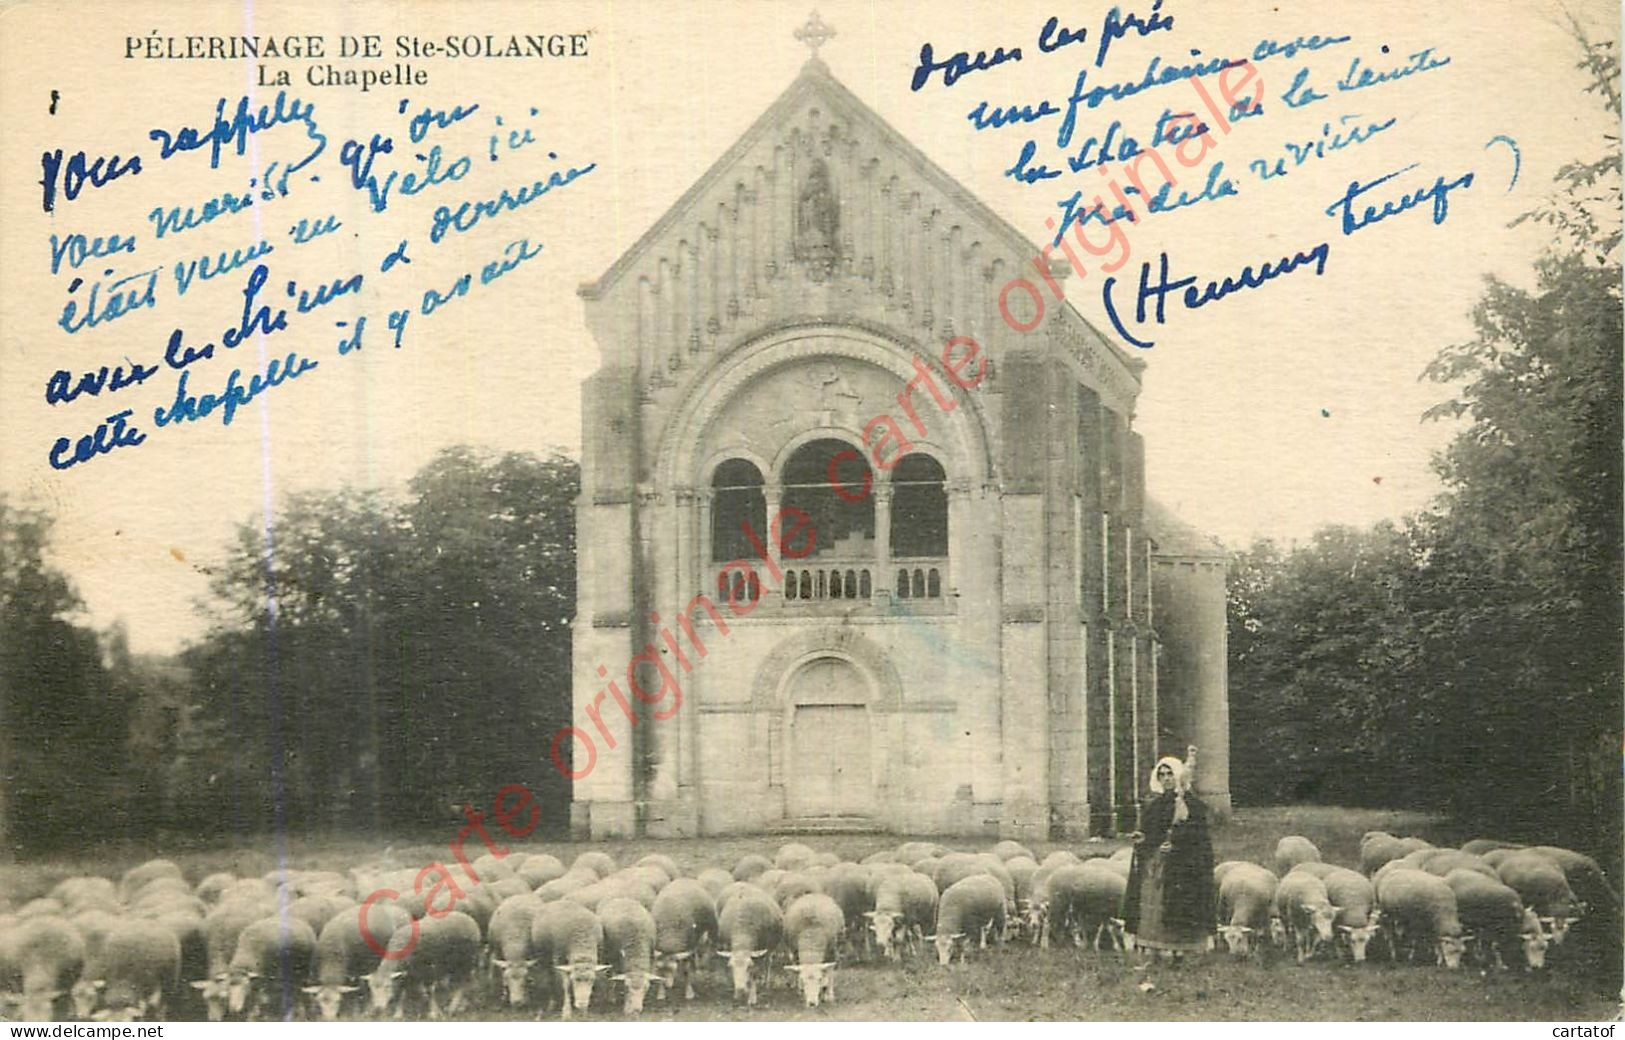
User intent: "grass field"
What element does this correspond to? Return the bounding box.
[3,806,1619,1022]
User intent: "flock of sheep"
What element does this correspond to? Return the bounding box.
[0,831,1611,1021]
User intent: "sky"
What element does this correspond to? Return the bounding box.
[1,0,1617,653]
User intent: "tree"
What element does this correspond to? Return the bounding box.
[0,496,129,856]
[180,447,579,835]
[1415,23,1621,850]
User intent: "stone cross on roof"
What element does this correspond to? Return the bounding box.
[793,10,836,58]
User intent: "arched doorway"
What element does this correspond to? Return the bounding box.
[785,657,873,818]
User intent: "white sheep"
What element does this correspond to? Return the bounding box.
[782,893,844,1007]
[717,889,782,1007]
[1375,868,1468,968]
[598,897,658,1015]
[932,874,1006,966]
[651,878,717,1001]
[1216,863,1278,956]
[1273,836,1321,877]
[1273,869,1339,963]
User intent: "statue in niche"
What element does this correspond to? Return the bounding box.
[795,158,840,278]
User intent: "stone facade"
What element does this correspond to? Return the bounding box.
[569,57,1229,840]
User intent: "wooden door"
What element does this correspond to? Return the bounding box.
[789,705,872,817]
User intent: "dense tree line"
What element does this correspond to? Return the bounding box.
[1229,30,1621,861]
[171,446,579,837]
[0,446,578,855]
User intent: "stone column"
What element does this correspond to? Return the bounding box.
[873,482,892,602]
[763,487,784,598]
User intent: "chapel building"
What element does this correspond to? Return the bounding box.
[569,29,1229,841]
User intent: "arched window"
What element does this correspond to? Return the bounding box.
[712,459,765,563]
[781,438,874,558]
[890,453,947,558]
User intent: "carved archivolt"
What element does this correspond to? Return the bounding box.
[657,323,996,491]
[750,626,905,712]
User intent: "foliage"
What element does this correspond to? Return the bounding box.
[0,497,131,856]
[1228,25,1621,866]
[176,447,579,836]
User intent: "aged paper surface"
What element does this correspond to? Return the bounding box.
[0,0,1618,1023]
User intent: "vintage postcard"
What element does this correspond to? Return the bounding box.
[0,0,1618,1024]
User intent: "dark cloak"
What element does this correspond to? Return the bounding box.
[1122,789,1216,938]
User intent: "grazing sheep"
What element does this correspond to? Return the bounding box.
[1418,850,1497,880]
[772,871,823,911]
[190,898,272,1020]
[531,898,605,1019]
[1044,862,1127,951]
[1321,867,1379,962]
[1525,846,1619,917]
[715,882,760,919]
[303,913,386,1020]
[732,854,772,882]
[717,890,782,1007]
[119,860,185,903]
[1443,869,1546,971]
[91,918,181,1022]
[774,843,817,871]
[1042,850,1082,870]
[571,852,617,881]
[1212,860,1256,888]
[288,894,355,937]
[470,855,516,885]
[1461,839,1523,856]
[216,880,276,909]
[616,865,671,893]
[9,916,85,1022]
[861,851,897,866]
[933,874,1006,966]
[145,910,207,1019]
[598,897,658,1015]
[1359,834,1408,877]
[517,855,567,889]
[566,877,657,913]
[992,840,1035,863]
[1216,863,1279,956]
[651,878,717,1002]
[67,909,122,1019]
[866,872,937,959]
[782,893,844,1007]
[1495,851,1582,945]
[226,916,318,1020]
[1005,857,1039,906]
[193,874,238,907]
[821,864,875,949]
[52,877,118,913]
[1375,868,1467,968]
[896,842,947,863]
[489,877,532,903]
[364,911,481,1020]
[537,872,597,903]
[1273,870,1339,963]
[697,868,734,899]
[637,854,682,879]
[1286,861,1338,880]
[1273,836,1322,877]
[1395,837,1433,856]
[486,894,545,1008]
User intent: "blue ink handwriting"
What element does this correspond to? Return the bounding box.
[40,148,143,213]
[911,40,1023,91]
[50,232,138,275]
[427,156,595,242]
[1095,1,1174,68]
[1102,242,1331,348]
[48,410,146,470]
[1324,163,1474,235]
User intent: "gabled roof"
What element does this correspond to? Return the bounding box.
[582,57,1061,299]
